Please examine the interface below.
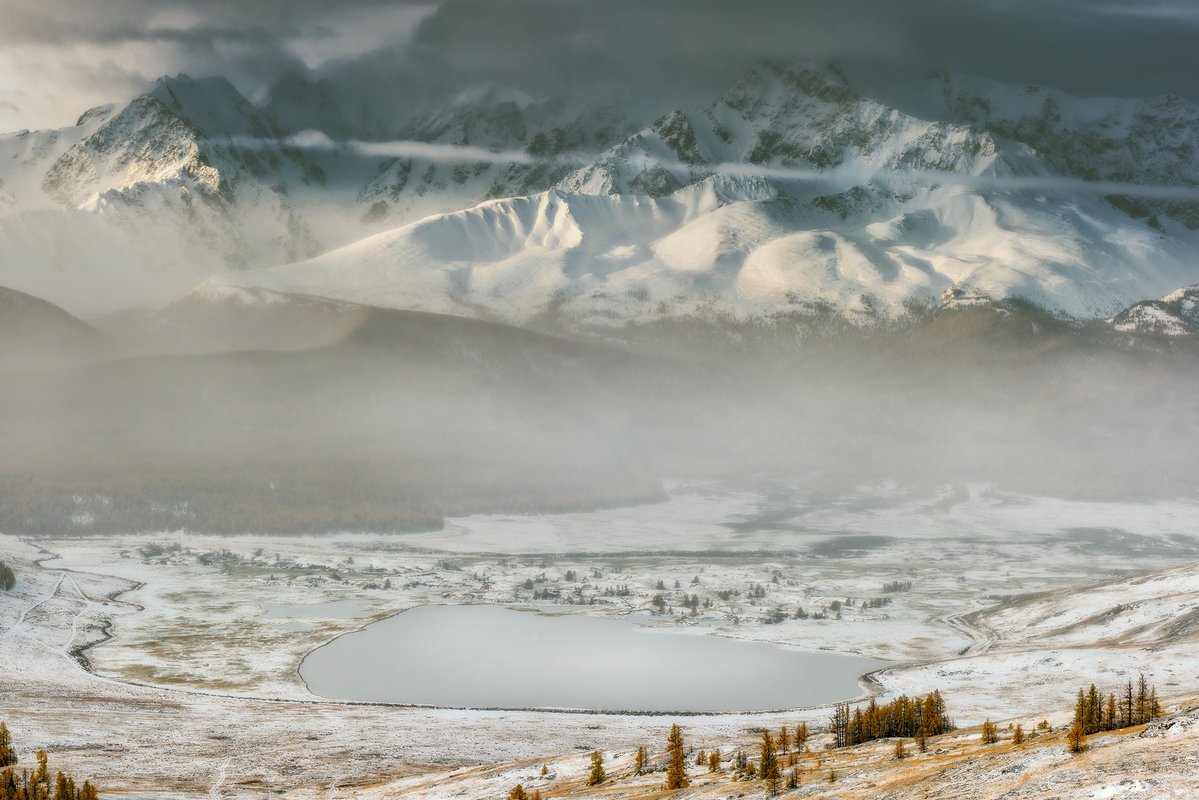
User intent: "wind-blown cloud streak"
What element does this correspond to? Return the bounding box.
[261,131,539,165]
[255,133,1199,201]
[701,162,1199,202]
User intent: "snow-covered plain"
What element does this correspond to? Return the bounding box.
[2,481,1199,797]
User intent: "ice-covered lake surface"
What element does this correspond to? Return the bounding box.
[299,604,887,712]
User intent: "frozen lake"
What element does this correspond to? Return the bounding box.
[299,605,887,712]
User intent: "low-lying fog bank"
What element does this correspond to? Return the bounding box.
[1,289,1197,535]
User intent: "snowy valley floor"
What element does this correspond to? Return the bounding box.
[1,481,1198,798]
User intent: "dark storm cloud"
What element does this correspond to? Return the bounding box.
[0,1,390,44]
[1088,0,1199,23]
[399,0,1199,106]
[1,0,1196,131]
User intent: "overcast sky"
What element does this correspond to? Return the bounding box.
[2,0,1197,132]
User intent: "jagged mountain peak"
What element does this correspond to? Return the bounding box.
[74,104,116,128]
[150,72,242,102]
[559,59,1010,198]
[915,70,1199,227]
[0,73,328,315]
[444,82,536,111]
[353,89,641,229]
[407,84,534,147]
[148,73,275,139]
[3,60,1198,325]
[720,59,858,112]
[41,88,240,207]
[40,70,323,211]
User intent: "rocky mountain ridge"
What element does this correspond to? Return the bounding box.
[0,62,1194,324]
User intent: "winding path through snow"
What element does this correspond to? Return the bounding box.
[3,572,65,636]
[207,757,231,800]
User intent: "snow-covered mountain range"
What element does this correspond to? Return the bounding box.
[1,61,1196,331]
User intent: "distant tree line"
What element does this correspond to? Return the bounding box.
[1068,674,1162,753]
[0,450,664,536]
[0,722,99,800]
[829,691,952,748]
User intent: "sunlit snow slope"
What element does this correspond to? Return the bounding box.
[213,63,1199,328]
[3,61,1197,323]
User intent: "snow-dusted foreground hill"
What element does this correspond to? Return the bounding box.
[2,482,1199,797]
